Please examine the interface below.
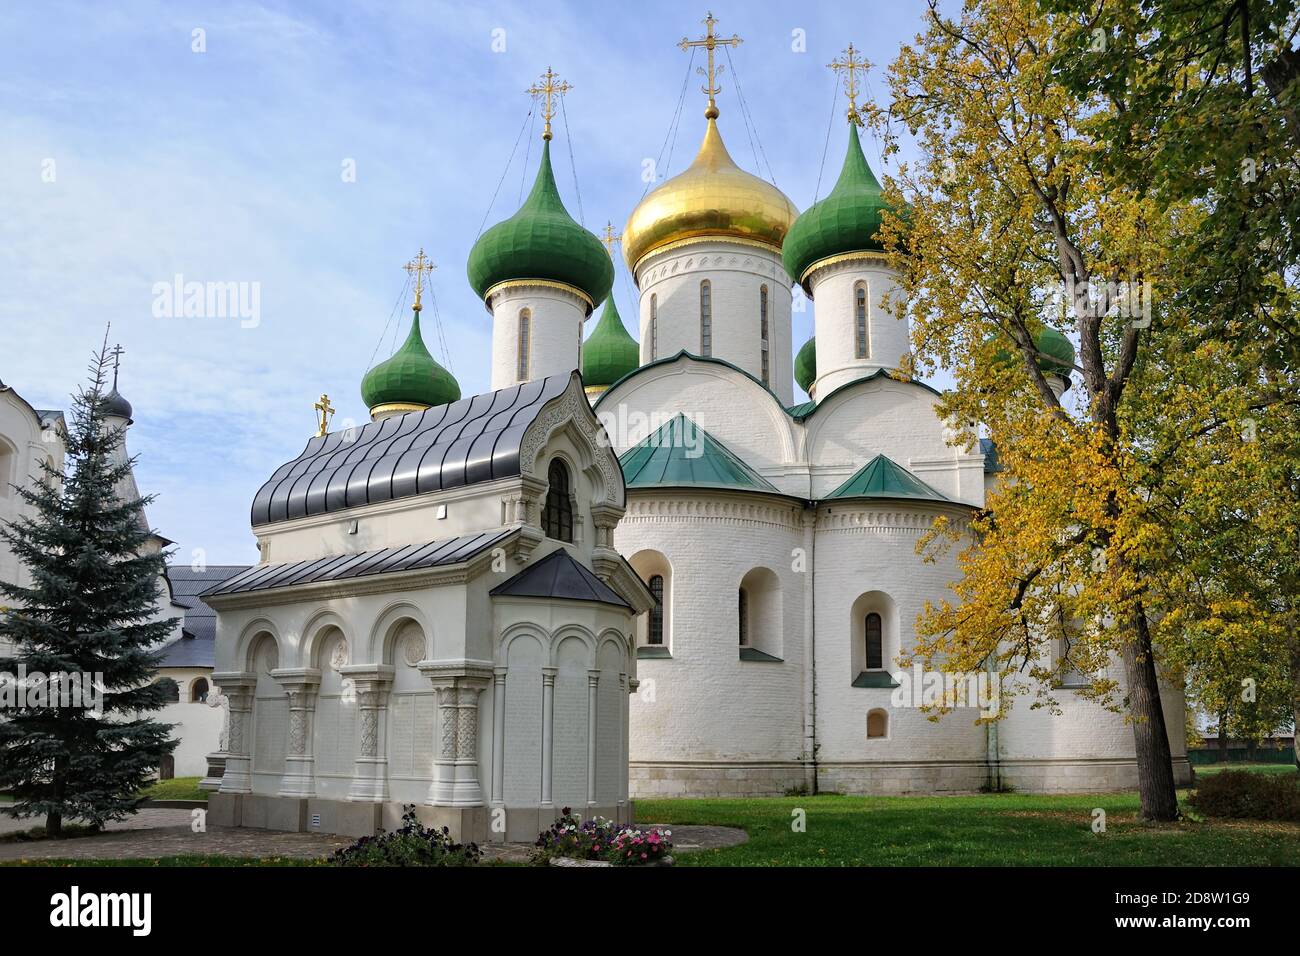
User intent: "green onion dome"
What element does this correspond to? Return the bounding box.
[987,327,1075,380]
[582,295,639,388]
[467,141,613,313]
[1034,326,1075,377]
[795,336,817,394]
[783,121,895,296]
[361,310,461,414]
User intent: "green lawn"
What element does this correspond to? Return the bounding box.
[141,777,207,802]
[639,784,1300,866]
[1195,762,1298,776]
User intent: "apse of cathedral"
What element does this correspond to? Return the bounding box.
[184,13,1190,841]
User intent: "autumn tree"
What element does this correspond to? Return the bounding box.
[869,0,1264,820]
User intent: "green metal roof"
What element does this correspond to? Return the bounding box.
[825,453,949,502]
[361,310,461,410]
[783,121,896,295]
[619,413,779,493]
[467,140,614,308]
[582,294,639,387]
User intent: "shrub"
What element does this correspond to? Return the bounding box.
[1188,770,1300,822]
[531,807,673,866]
[329,805,482,867]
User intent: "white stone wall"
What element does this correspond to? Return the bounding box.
[634,240,794,405]
[0,389,63,594]
[808,255,911,398]
[488,283,588,391]
[812,503,989,787]
[617,490,808,795]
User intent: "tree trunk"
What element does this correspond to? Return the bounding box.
[1217,710,1229,761]
[45,810,61,837]
[1120,609,1179,821]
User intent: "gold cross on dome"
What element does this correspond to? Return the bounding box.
[314,394,335,437]
[600,221,620,258]
[828,42,872,126]
[679,11,741,119]
[526,67,573,142]
[404,248,436,312]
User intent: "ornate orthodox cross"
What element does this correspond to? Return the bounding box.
[828,42,871,126]
[679,11,741,119]
[526,66,572,142]
[404,247,436,312]
[600,221,620,258]
[314,393,335,437]
[109,343,124,389]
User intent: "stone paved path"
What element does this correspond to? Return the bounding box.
[0,808,746,864]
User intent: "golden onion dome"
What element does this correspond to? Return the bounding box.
[622,118,798,276]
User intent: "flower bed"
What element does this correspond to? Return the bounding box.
[531,808,673,866]
[329,805,482,867]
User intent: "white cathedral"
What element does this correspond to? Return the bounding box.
[193,21,1190,841]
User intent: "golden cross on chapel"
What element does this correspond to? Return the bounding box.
[526,67,573,142]
[679,11,741,119]
[314,394,335,437]
[828,42,872,126]
[600,222,620,258]
[404,248,436,312]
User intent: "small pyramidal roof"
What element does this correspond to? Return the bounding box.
[825,454,949,502]
[490,548,630,610]
[619,413,778,492]
[583,294,639,388]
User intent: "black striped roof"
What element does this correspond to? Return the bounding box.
[250,374,572,527]
[202,529,515,598]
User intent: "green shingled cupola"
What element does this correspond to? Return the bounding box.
[794,336,817,395]
[467,140,613,313]
[783,121,896,296]
[361,310,461,419]
[582,294,639,397]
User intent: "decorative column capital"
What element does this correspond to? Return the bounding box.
[270,667,321,695]
[340,664,394,696]
[541,666,558,687]
[418,659,495,688]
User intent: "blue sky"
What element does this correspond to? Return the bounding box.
[0,1,939,563]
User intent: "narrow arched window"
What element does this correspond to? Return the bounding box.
[650,293,658,360]
[648,575,664,645]
[855,284,869,359]
[700,280,712,357]
[759,284,770,384]
[865,612,883,669]
[191,677,209,703]
[518,309,532,381]
[543,459,573,542]
[738,588,749,646]
[867,709,888,739]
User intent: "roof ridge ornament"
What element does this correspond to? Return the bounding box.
[678,11,741,120]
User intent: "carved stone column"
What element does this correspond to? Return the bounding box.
[586,669,600,808]
[618,673,629,808]
[420,660,493,807]
[540,666,557,808]
[342,665,394,802]
[490,667,507,807]
[272,668,321,798]
[212,673,256,793]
